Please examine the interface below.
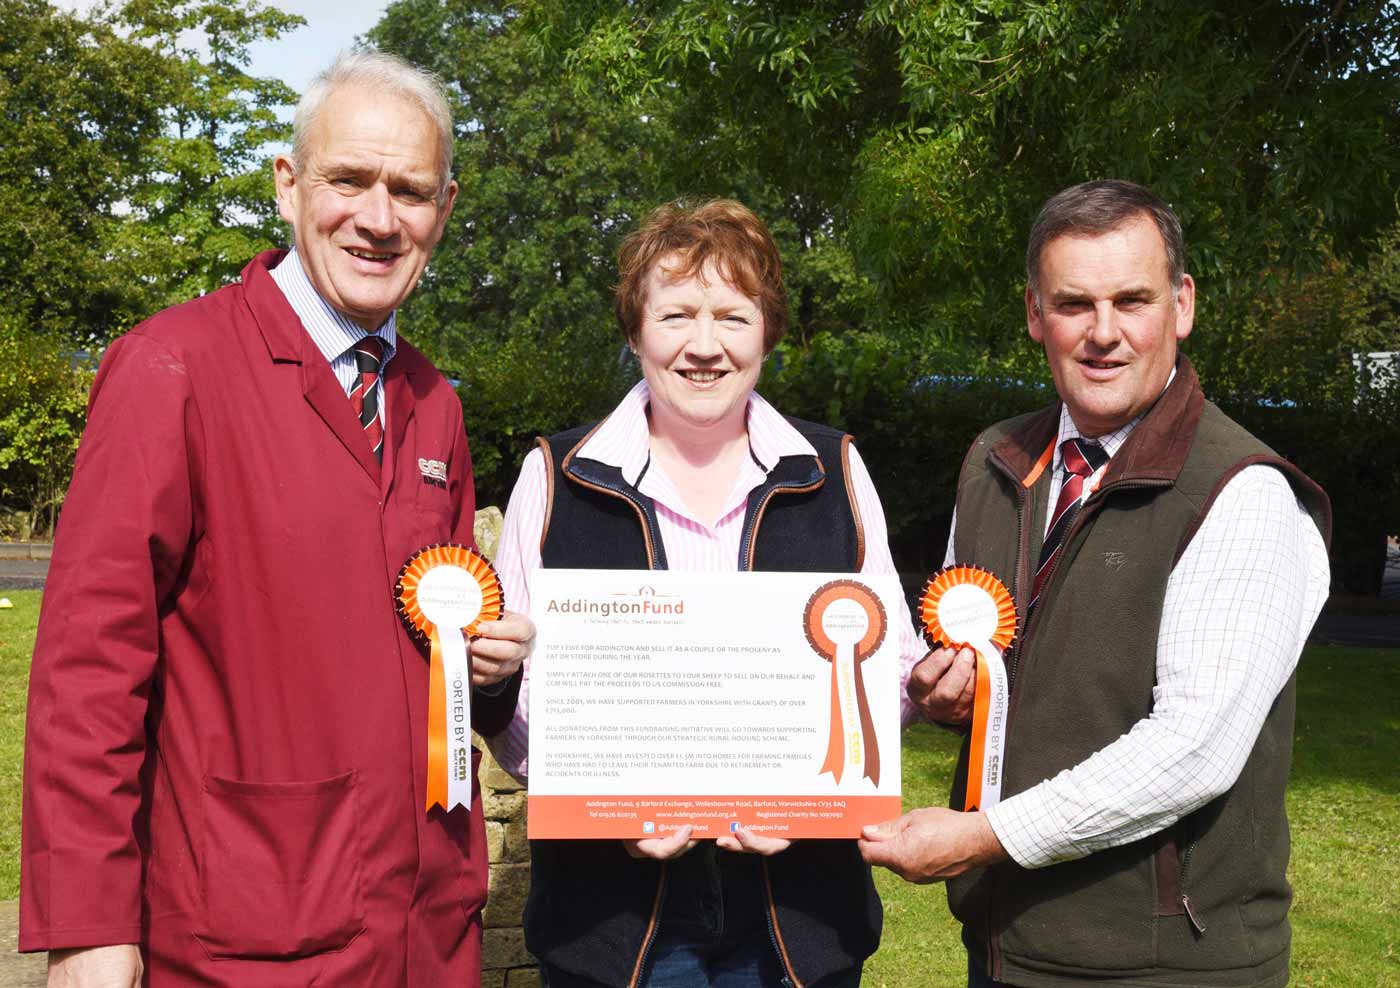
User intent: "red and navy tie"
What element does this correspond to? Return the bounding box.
[349,336,386,463]
[1030,437,1109,607]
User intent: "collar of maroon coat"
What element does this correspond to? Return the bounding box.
[990,354,1206,490]
[239,249,437,486]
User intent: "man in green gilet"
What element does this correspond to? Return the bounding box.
[860,180,1330,988]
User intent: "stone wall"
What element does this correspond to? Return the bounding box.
[473,506,538,987]
[477,739,537,988]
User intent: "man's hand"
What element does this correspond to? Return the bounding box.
[470,610,534,687]
[715,826,791,856]
[859,807,1007,883]
[622,825,698,860]
[907,646,977,726]
[47,945,142,988]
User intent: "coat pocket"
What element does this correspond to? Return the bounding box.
[196,771,366,959]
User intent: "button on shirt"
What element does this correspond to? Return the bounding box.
[944,399,1330,868]
[488,380,926,781]
[270,247,396,430]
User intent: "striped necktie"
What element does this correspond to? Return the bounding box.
[1031,437,1109,607]
[349,336,386,463]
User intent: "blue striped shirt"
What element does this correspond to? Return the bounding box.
[269,248,396,429]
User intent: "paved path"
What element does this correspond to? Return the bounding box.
[0,562,47,592]
[0,902,45,987]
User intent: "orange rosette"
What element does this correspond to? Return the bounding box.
[396,543,504,812]
[918,565,1016,813]
[803,579,887,787]
[919,565,1016,653]
[397,543,503,643]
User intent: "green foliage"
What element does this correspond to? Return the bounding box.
[857,0,1400,392]
[522,0,1400,391]
[6,0,1398,583]
[0,0,301,347]
[760,332,1047,572]
[369,0,665,504]
[0,0,172,343]
[1368,220,1400,348]
[1227,383,1400,596]
[456,336,634,505]
[511,0,1400,588]
[520,0,905,353]
[1219,225,1400,594]
[121,0,303,310]
[0,322,93,539]
[0,0,298,530]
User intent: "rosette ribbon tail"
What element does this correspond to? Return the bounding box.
[426,623,473,813]
[427,631,448,811]
[853,658,879,787]
[807,579,886,789]
[963,638,1008,813]
[820,654,844,784]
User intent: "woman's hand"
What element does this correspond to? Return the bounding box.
[469,610,535,687]
[622,825,698,860]
[715,826,791,856]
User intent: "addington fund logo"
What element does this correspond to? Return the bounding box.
[545,584,685,619]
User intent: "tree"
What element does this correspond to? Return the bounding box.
[0,0,172,343]
[517,0,1400,587]
[120,0,304,311]
[0,0,302,347]
[370,0,674,504]
[0,320,93,539]
[522,0,1400,390]
[0,0,301,535]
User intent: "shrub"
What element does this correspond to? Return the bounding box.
[0,320,93,539]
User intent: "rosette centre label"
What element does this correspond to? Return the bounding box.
[417,565,484,629]
[936,584,999,643]
[821,597,870,644]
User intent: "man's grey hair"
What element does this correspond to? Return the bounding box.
[291,49,455,201]
[1026,180,1187,305]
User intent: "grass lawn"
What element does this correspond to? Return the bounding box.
[865,646,1400,988]
[0,589,40,899]
[0,595,1394,985]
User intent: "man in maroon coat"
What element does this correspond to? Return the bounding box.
[21,50,533,987]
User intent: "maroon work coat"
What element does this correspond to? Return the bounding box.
[20,251,520,986]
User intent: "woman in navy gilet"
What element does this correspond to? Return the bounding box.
[488,200,922,988]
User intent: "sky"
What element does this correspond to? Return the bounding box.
[243,0,391,95]
[55,0,391,97]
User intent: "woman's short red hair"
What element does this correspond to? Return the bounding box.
[615,199,789,352]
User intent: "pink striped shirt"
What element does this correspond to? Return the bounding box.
[487,381,925,781]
